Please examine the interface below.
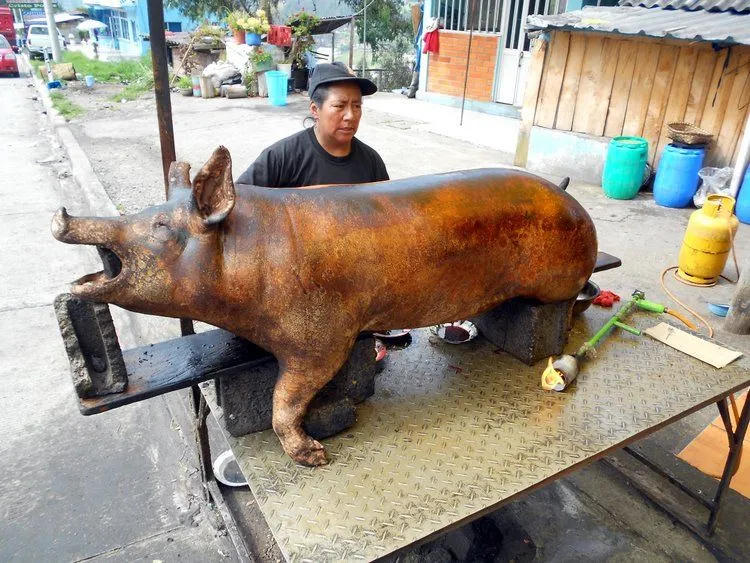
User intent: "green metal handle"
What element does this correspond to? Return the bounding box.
[636,299,666,314]
[613,321,641,335]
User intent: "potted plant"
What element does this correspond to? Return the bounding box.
[177,75,193,96]
[287,10,320,89]
[226,10,249,45]
[244,9,270,47]
[251,47,274,72]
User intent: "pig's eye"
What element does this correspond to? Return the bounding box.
[152,220,172,241]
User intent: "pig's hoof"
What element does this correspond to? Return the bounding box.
[292,438,328,467]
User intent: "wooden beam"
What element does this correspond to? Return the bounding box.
[555,33,586,131]
[604,39,638,138]
[514,33,549,168]
[534,31,570,129]
[622,42,660,137]
[642,44,679,163]
[713,53,750,167]
[574,36,620,136]
[652,45,699,166]
[684,48,718,126]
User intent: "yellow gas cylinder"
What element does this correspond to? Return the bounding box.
[677,194,739,285]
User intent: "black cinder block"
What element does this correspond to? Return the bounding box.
[471,297,574,365]
[219,336,383,438]
[54,293,127,397]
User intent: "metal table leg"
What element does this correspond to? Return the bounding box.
[617,388,749,538]
[707,391,750,534]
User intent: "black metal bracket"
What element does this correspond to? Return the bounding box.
[606,389,749,550]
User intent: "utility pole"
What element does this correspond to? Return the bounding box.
[42,0,62,62]
[361,0,367,74]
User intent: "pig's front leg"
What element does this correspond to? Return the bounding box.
[272,344,355,466]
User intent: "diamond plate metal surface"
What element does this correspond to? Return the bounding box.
[204,308,750,562]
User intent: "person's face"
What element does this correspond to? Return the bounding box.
[311,82,363,147]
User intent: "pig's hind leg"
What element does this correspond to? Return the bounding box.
[272,340,356,466]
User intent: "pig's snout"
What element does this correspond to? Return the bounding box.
[51,207,71,241]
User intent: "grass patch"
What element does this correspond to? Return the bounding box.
[49,90,84,119]
[113,73,155,101]
[62,51,153,83]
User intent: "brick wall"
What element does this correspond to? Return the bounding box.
[426,31,499,102]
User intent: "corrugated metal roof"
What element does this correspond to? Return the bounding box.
[618,0,750,13]
[528,6,750,45]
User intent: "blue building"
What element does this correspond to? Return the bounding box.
[83,0,200,56]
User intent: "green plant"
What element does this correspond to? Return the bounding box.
[243,9,270,34]
[50,91,84,120]
[286,10,319,67]
[177,75,192,88]
[251,47,272,66]
[373,34,412,90]
[226,9,250,32]
[193,23,224,39]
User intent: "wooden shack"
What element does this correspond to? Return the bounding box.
[520,4,750,169]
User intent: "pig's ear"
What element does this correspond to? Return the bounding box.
[191,146,236,226]
[167,161,191,200]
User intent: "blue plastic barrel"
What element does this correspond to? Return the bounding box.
[266,70,288,106]
[653,144,706,208]
[735,166,750,224]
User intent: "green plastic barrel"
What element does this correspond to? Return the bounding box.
[602,136,648,200]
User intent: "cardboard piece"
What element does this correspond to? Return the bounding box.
[644,323,743,368]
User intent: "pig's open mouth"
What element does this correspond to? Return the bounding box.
[71,246,123,295]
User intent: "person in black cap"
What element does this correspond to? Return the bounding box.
[237,62,389,187]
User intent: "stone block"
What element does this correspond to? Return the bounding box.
[53,293,127,397]
[219,335,383,438]
[471,297,574,365]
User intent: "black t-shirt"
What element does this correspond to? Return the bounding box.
[236,127,389,187]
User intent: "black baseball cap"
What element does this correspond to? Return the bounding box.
[309,62,378,99]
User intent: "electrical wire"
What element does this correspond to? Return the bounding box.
[660,266,714,338]
[665,308,697,330]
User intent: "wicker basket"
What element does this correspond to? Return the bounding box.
[667,122,714,146]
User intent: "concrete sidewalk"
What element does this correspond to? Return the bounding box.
[0,66,237,561]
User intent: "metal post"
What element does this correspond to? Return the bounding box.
[349,18,355,68]
[331,31,335,63]
[362,0,367,74]
[460,0,477,126]
[42,0,62,62]
[146,0,176,195]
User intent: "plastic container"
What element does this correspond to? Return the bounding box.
[653,144,706,208]
[84,74,95,88]
[677,194,739,285]
[245,32,261,46]
[602,136,648,199]
[266,70,288,106]
[734,166,750,224]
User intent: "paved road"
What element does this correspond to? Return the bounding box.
[0,73,237,561]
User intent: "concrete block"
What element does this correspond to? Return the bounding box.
[527,126,610,185]
[53,293,127,397]
[471,297,574,365]
[219,336,383,438]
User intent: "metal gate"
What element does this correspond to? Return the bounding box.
[494,0,559,106]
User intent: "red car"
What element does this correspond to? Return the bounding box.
[0,34,18,77]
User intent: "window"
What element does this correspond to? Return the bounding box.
[165,22,182,32]
[110,11,131,41]
[430,0,560,35]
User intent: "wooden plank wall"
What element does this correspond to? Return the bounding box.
[532,31,750,167]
